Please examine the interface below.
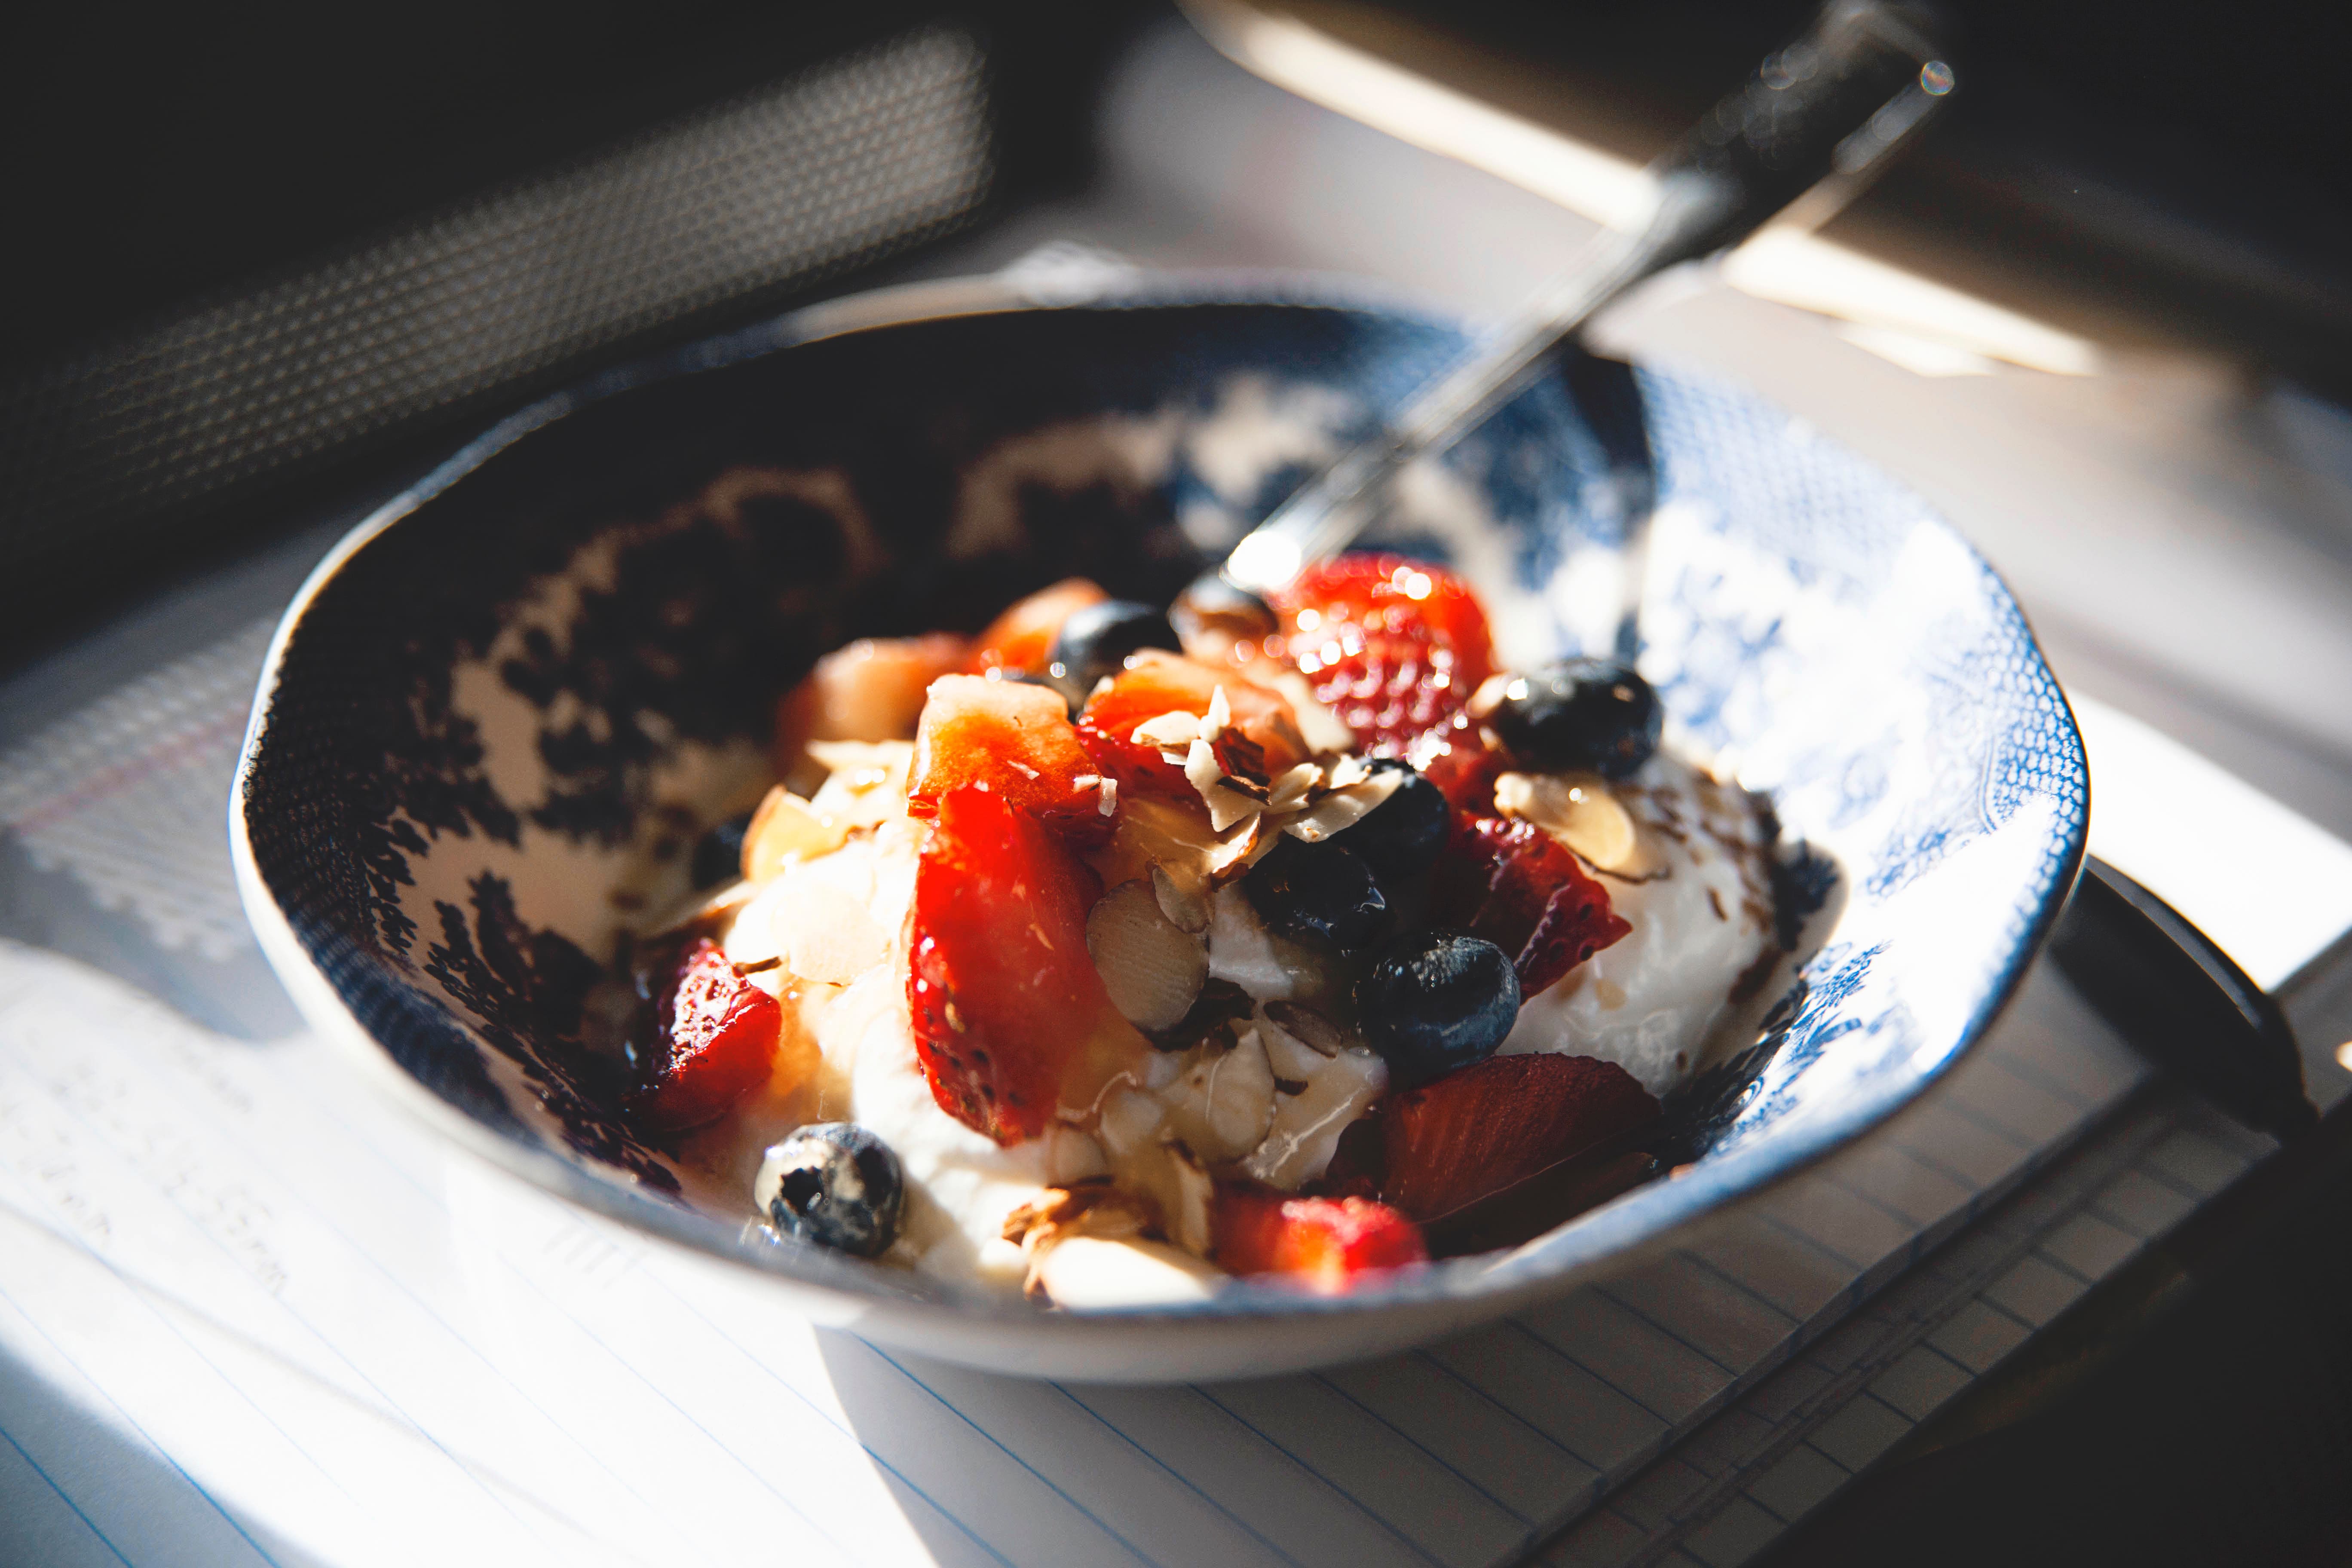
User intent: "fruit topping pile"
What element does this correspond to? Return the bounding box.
[620,552,1769,1304]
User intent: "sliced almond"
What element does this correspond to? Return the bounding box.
[1261,1000,1348,1056]
[768,879,888,984]
[1097,1085,1169,1161]
[1185,738,1260,832]
[1160,1026,1279,1163]
[1265,762,1321,814]
[1203,812,1264,882]
[741,787,848,881]
[1132,710,1204,750]
[1466,671,1515,721]
[1279,768,1403,844]
[1086,880,1208,1033]
[1256,668,1356,756]
[1496,770,1639,870]
[1030,1235,1224,1308]
[1151,863,1212,934]
[1241,1046,1387,1189]
[803,739,914,833]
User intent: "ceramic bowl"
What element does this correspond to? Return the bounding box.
[232,273,2086,1382]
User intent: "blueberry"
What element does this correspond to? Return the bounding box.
[1244,837,1388,950]
[1360,930,1521,1086]
[756,1123,905,1258]
[1337,761,1453,884]
[690,813,752,889]
[1488,659,1661,780]
[1047,599,1180,698]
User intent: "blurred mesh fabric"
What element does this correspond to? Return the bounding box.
[0,21,1004,626]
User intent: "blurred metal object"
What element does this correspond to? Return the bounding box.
[1210,0,1953,603]
[2053,855,2318,1140]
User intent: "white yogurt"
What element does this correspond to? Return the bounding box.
[1501,747,1774,1095]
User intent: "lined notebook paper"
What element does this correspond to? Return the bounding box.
[3,633,2348,1568]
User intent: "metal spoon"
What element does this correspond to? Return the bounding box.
[1195,0,1957,647]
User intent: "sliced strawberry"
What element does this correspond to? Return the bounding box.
[1377,1053,1658,1221]
[1075,649,1308,799]
[630,939,782,1133]
[1429,814,1630,995]
[1256,554,1497,755]
[1213,1180,1427,1292]
[1416,717,1508,815]
[968,578,1108,677]
[774,632,968,774]
[908,674,1110,841]
[908,785,1154,1143]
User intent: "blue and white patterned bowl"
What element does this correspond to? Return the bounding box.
[231,273,2086,1382]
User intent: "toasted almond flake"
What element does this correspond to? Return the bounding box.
[1073,773,1100,789]
[1241,1046,1387,1189]
[1098,777,1118,816]
[1325,754,1375,789]
[1161,1028,1277,1164]
[1280,769,1403,843]
[1265,762,1321,814]
[741,787,848,881]
[1132,710,1203,750]
[1262,999,1349,1056]
[1087,879,1208,1032]
[1204,684,1231,735]
[1497,770,1639,870]
[1204,813,1263,879]
[1186,738,1259,832]
[1257,669,1356,755]
[1160,1140,1216,1257]
[1466,671,1516,721]
[1152,863,1212,933]
[1030,1234,1223,1307]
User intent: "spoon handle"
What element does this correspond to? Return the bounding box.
[1216,0,1954,600]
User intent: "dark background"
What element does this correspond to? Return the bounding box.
[8,0,2347,369]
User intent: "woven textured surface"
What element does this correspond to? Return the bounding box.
[0,24,992,585]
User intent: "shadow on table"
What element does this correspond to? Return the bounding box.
[0,1337,331,1568]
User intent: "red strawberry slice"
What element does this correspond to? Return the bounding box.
[908,785,1155,1143]
[1429,814,1630,996]
[908,675,1111,841]
[1377,1053,1658,1221]
[1417,717,1508,815]
[1075,650,1309,800]
[967,578,1107,677]
[1256,554,1497,755]
[631,939,782,1133]
[1213,1180,1427,1292]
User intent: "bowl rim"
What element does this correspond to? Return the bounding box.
[229,265,2089,1332]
